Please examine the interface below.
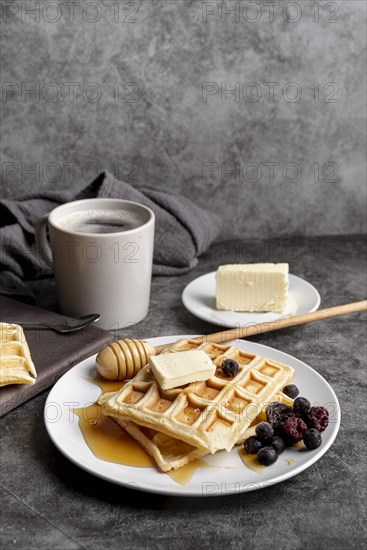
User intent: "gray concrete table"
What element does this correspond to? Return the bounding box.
[1,236,366,550]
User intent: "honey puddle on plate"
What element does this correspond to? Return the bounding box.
[83,376,125,395]
[74,376,208,484]
[74,403,154,467]
[238,448,266,474]
[238,447,298,474]
[167,459,209,485]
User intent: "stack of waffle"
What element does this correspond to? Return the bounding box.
[99,339,294,472]
[0,323,37,386]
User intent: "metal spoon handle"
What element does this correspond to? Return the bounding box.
[8,313,100,333]
[10,322,54,329]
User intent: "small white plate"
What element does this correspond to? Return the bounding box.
[182,272,321,328]
[44,335,339,497]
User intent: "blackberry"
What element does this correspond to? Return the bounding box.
[266,402,294,433]
[244,436,263,454]
[271,436,286,455]
[222,359,239,378]
[255,422,274,442]
[293,397,311,417]
[281,416,308,445]
[257,446,278,466]
[282,384,299,399]
[303,429,322,450]
[304,406,329,432]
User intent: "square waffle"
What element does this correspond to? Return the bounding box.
[102,390,293,472]
[101,339,294,454]
[0,323,37,386]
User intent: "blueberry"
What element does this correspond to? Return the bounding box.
[257,446,278,466]
[255,422,274,442]
[282,384,299,399]
[303,429,322,450]
[271,436,286,455]
[222,359,239,378]
[293,397,311,416]
[244,436,263,454]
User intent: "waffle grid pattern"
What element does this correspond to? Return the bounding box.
[0,323,37,386]
[102,339,294,453]
[111,389,293,472]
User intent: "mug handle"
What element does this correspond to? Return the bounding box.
[35,214,54,268]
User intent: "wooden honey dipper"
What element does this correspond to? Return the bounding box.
[96,300,367,380]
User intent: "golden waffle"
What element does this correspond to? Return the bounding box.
[98,391,204,471]
[101,390,293,472]
[0,323,37,386]
[101,339,294,454]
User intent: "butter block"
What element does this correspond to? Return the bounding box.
[216,263,289,313]
[149,350,215,390]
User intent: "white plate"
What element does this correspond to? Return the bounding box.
[182,272,321,328]
[44,335,340,497]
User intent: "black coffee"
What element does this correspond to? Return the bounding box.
[59,209,143,234]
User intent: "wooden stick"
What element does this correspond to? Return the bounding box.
[154,300,367,353]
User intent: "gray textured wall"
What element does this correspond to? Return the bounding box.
[1,0,366,239]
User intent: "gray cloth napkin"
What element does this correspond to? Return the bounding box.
[0,171,221,301]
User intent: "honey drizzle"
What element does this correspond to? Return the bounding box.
[75,376,209,484]
[238,448,266,474]
[167,459,209,485]
[238,447,298,474]
[74,404,154,467]
[82,376,125,394]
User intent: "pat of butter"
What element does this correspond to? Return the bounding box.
[149,350,215,390]
[216,263,289,313]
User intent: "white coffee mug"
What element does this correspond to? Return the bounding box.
[35,198,155,330]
